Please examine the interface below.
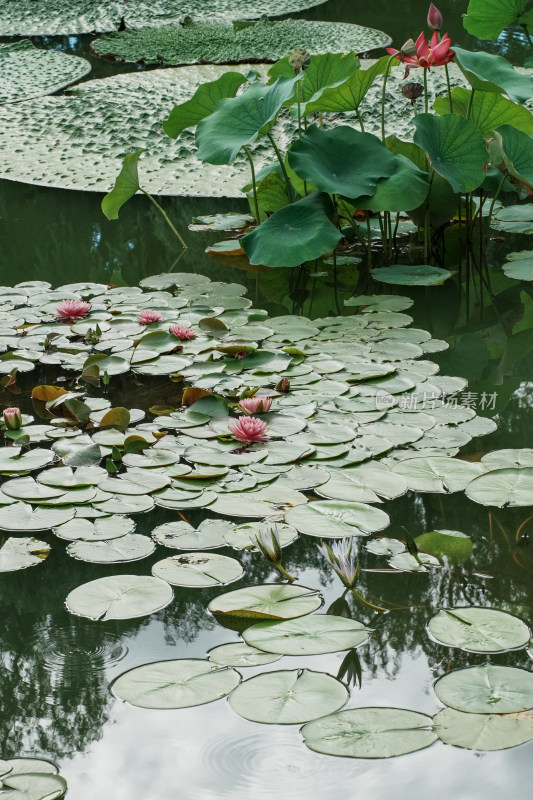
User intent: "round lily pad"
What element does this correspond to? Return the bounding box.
[301,707,437,758]
[392,456,484,493]
[111,658,241,709]
[66,533,155,563]
[0,772,67,800]
[434,665,533,714]
[316,465,408,503]
[427,607,531,654]
[0,537,50,572]
[465,467,533,506]
[65,574,173,621]
[371,265,452,286]
[481,449,533,469]
[434,707,533,751]
[223,521,298,551]
[151,552,244,587]
[285,500,389,538]
[388,552,441,572]
[53,514,135,541]
[228,668,348,724]
[0,501,75,531]
[208,583,322,621]
[414,529,472,563]
[243,614,370,655]
[207,642,281,667]
[151,518,233,550]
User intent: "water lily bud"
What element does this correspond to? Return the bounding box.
[289,48,310,73]
[400,38,417,56]
[402,82,424,101]
[3,407,22,430]
[427,3,443,30]
[275,377,290,393]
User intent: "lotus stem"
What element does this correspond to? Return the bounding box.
[466,88,475,121]
[423,68,429,114]
[243,146,260,222]
[355,105,365,132]
[380,55,396,142]
[266,132,292,203]
[140,190,188,251]
[444,63,453,113]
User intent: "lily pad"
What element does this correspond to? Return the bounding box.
[66,534,155,564]
[208,642,281,667]
[388,552,441,572]
[428,607,531,654]
[152,518,233,550]
[465,467,533,506]
[223,521,298,551]
[414,529,473,563]
[243,614,370,655]
[0,502,75,531]
[491,204,533,234]
[371,265,452,286]
[285,500,389,538]
[392,456,484,493]
[316,465,407,503]
[208,583,322,620]
[301,707,437,758]
[228,668,348,724]
[0,537,50,572]
[0,772,67,800]
[434,665,533,714]
[111,658,240,709]
[53,515,135,541]
[434,707,533,751]
[65,574,173,620]
[151,552,244,587]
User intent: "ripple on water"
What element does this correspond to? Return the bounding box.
[32,619,128,679]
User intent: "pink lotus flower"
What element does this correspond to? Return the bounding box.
[2,407,22,430]
[427,3,443,30]
[56,299,91,322]
[238,397,272,415]
[387,31,454,79]
[169,324,196,340]
[228,416,270,444]
[138,309,163,325]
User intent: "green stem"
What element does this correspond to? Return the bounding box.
[266,132,292,202]
[276,563,296,583]
[380,55,396,142]
[350,587,387,613]
[355,105,365,132]
[366,216,372,269]
[296,81,302,139]
[423,68,429,114]
[484,173,508,248]
[521,23,533,50]
[444,63,453,113]
[141,190,187,250]
[242,146,260,222]
[466,88,475,121]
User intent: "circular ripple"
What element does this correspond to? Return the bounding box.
[32,619,128,678]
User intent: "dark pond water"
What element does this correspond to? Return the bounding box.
[1,1,533,798]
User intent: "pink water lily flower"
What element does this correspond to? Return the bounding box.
[238,397,272,415]
[169,324,196,340]
[56,299,91,322]
[228,416,270,444]
[2,407,22,430]
[138,309,163,325]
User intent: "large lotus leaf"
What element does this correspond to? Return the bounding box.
[0,39,90,104]
[0,502,75,531]
[0,772,67,799]
[208,583,322,620]
[243,614,370,655]
[434,665,533,714]
[65,574,173,620]
[413,113,487,193]
[66,534,155,564]
[285,500,389,538]
[269,51,360,107]
[229,668,348,724]
[195,74,302,164]
[151,552,244,587]
[465,467,533,506]
[0,0,328,35]
[111,658,240,709]
[453,46,533,103]
[301,56,390,115]
[371,265,452,286]
[301,707,437,758]
[392,456,484,493]
[94,19,390,67]
[241,191,342,268]
[434,707,533,751]
[208,642,281,667]
[288,125,396,198]
[316,465,407,503]
[463,0,533,40]
[434,87,533,137]
[163,71,247,137]
[428,607,531,654]
[0,537,50,572]
[494,124,533,188]
[353,154,429,212]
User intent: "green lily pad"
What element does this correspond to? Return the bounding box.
[434,706,533,751]
[0,501,75,531]
[151,552,244,587]
[208,486,307,518]
[434,665,533,714]
[301,707,437,758]
[316,465,407,503]
[53,515,135,541]
[371,265,452,286]
[392,456,484,493]
[0,537,50,572]
[208,583,322,620]
[502,251,533,280]
[285,500,389,538]
[481,448,533,469]
[388,551,441,572]
[37,465,106,487]
[66,534,155,564]
[208,642,281,667]
[465,467,533,506]
[428,607,531,654]
[152,518,233,550]
[243,614,370,655]
[365,537,406,556]
[111,658,241,709]
[491,205,533,234]
[0,446,55,473]
[65,574,173,620]
[223,521,298,551]
[229,668,348,724]
[0,772,67,800]
[414,529,473,563]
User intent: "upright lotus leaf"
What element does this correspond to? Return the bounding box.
[493,125,533,188]
[288,125,397,198]
[240,191,342,268]
[453,47,533,103]
[101,149,143,220]
[413,113,487,193]
[268,52,360,110]
[195,74,303,164]
[163,71,247,138]
[385,135,427,170]
[352,154,429,212]
[463,0,533,40]
[434,87,533,137]
[301,55,390,115]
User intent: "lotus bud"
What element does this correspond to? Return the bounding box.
[427,3,443,30]
[289,48,310,73]
[3,407,22,430]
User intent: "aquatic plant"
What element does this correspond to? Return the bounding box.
[168,323,196,339]
[238,397,272,414]
[56,299,91,322]
[228,416,270,443]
